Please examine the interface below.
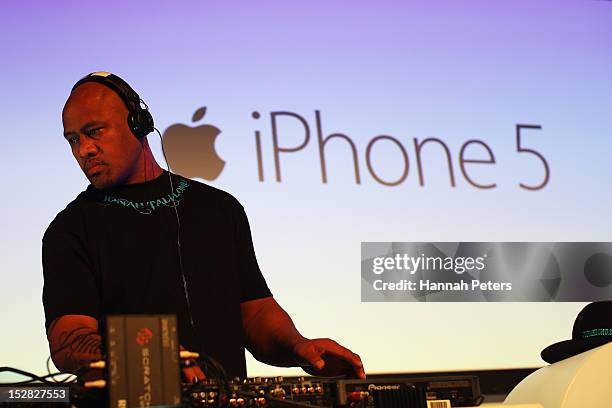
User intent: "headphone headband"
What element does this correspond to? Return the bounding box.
[71,71,154,139]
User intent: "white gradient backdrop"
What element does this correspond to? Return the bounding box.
[1,0,611,380]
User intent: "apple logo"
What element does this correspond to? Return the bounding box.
[162,106,225,180]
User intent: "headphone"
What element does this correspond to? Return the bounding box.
[71,71,154,140]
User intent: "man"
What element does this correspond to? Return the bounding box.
[43,72,365,382]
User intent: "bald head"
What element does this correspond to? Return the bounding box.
[63,82,130,124]
[62,82,149,189]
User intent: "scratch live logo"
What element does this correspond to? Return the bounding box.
[135,327,154,346]
[163,108,550,190]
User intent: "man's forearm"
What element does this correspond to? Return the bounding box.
[47,315,103,374]
[51,328,103,372]
[241,298,366,379]
[242,298,307,367]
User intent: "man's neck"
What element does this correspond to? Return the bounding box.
[123,147,165,185]
[142,156,164,182]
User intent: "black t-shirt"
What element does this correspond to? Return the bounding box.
[42,170,271,378]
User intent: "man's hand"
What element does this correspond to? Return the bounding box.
[242,297,366,378]
[181,363,206,383]
[179,345,206,383]
[292,338,365,379]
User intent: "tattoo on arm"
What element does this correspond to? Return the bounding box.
[52,327,102,370]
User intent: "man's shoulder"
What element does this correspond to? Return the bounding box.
[43,191,90,241]
[177,174,244,211]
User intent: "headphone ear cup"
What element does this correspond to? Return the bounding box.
[128,109,154,140]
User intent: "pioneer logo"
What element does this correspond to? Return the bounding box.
[367,384,401,391]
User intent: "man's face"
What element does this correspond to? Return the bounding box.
[62,82,143,189]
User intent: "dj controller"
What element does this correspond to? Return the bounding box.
[181,375,482,408]
[0,315,483,407]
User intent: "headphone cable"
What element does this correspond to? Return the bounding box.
[155,127,196,330]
